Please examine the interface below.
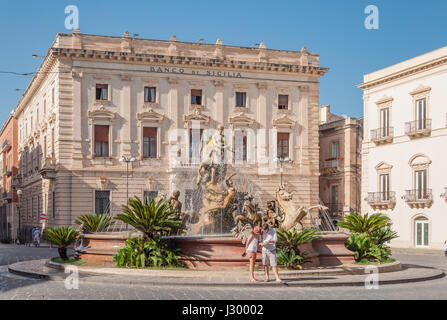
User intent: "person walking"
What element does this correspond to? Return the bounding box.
[260,224,285,284]
[33,228,41,247]
[244,226,262,283]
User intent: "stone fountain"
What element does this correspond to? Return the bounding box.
[80,126,354,268]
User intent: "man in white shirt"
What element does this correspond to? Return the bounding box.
[261,224,285,284]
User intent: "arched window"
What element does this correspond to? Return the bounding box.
[414,216,429,248]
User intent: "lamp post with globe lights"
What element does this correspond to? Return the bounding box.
[274,157,292,189]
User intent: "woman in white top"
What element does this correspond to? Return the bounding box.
[244,226,262,283]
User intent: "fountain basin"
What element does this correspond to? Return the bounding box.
[79,232,355,268]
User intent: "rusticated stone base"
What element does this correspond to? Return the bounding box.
[79,232,355,269]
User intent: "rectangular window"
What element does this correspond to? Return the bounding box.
[278,95,289,110]
[331,141,340,159]
[190,129,204,160]
[52,88,55,106]
[234,130,247,162]
[415,170,427,200]
[191,89,202,105]
[277,133,290,159]
[95,191,110,215]
[95,125,109,157]
[144,87,157,103]
[380,174,390,201]
[331,185,339,205]
[236,92,247,108]
[143,127,157,159]
[52,192,56,218]
[381,108,390,137]
[416,99,427,130]
[144,191,158,202]
[96,84,108,101]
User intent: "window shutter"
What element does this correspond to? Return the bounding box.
[143,127,157,138]
[95,125,109,142]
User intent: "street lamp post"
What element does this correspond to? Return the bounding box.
[119,157,137,205]
[274,157,292,189]
[17,189,22,244]
[119,157,137,231]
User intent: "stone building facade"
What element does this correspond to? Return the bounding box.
[319,105,363,222]
[359,46,447,250]
[14,31,327,230]
[0,114,18,241]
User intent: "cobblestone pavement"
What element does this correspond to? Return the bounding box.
[0,245,446,300]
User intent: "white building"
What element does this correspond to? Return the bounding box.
[360,46,447,250]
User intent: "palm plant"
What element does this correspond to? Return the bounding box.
[370,224,399,246]
[115,197,183,241]
[276,228,320,269]
[277,228,321,253]
[337,213,391,234]
[42,227,80,260]
[75,214,115,234]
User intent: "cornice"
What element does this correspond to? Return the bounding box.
[52,48,329,76]
[359,56,447,90]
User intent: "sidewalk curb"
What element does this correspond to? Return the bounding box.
[7,260,445,288]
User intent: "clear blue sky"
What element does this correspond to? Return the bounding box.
[0,0,446,124]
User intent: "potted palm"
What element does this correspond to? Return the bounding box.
[42,227,80,260]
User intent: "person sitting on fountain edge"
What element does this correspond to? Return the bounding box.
[260,223,285,284]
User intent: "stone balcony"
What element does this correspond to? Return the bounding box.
[370,127,394,144]
[39,157,57,180]
[322,159,344,175]
[405,119,432,138]
[403,189,433,209]
[367,192,397,210]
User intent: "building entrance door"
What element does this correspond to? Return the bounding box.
[415,218,429,248]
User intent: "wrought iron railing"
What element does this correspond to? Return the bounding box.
[367,192,396,204]
[370,127,394,142]
[405,119,432,135]
[404,189,433,202]
[324,158,343,169]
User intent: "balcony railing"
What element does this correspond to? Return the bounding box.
[370,127,394,144]
[405,119,432,137]
[404,189,433,208]
[367,192,397,210]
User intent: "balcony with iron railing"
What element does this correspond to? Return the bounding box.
[370,127,394,144]
[403,189,433,208]
[405,119,432,138]
[367,192,397,210]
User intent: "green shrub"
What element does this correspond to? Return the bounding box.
[114,237,183,269]
[75,214,115,234]
[42,227,80,260]
[276,228,320,269]
[339,213,399,263]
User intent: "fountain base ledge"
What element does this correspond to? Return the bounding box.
[79,232,355,269]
